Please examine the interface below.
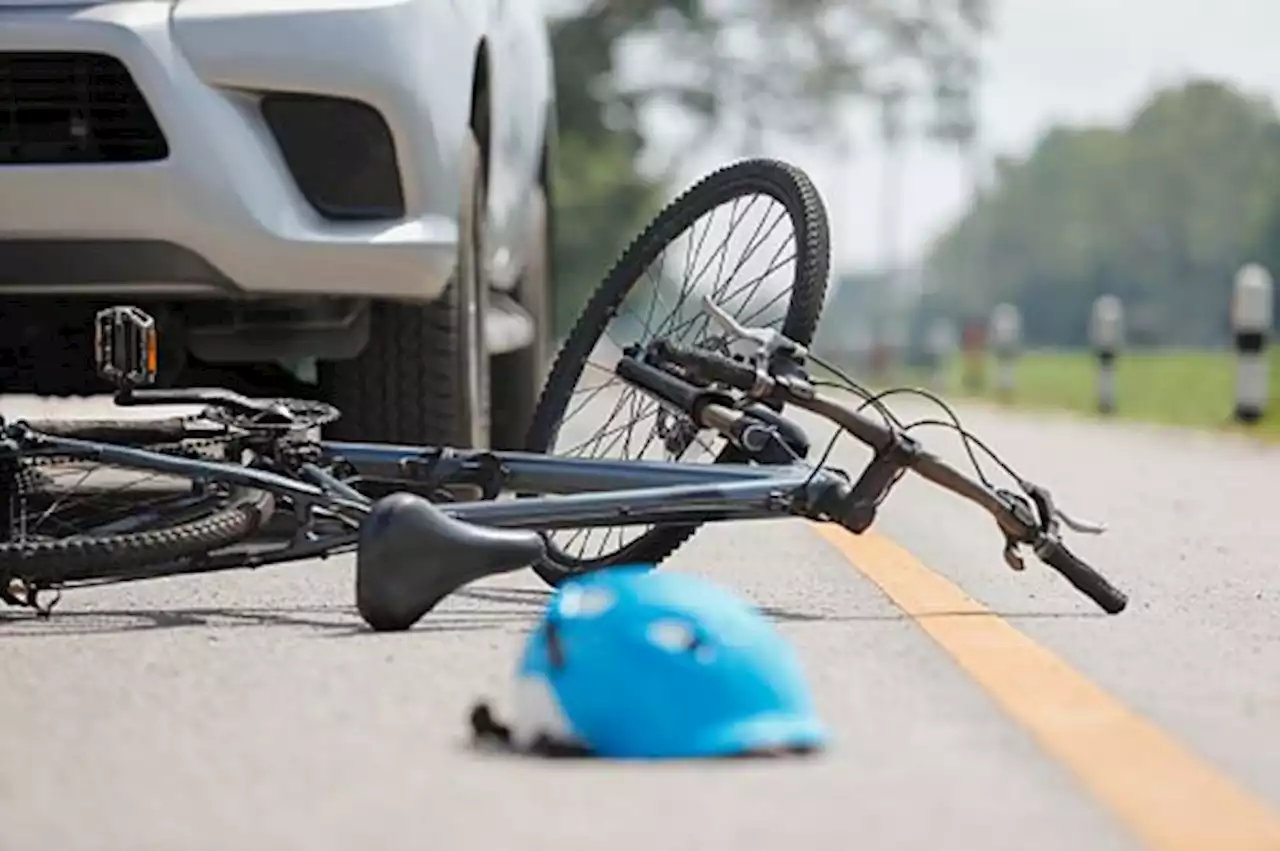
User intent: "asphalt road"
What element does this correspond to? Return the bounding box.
[1,391,1279,850]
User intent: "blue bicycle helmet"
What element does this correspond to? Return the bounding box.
[469,566,828,759]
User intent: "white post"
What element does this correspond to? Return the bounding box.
[1231,263,1273,424]
[1089,295,1125,415]
[926,318,958,390]
[988,303,1021,399]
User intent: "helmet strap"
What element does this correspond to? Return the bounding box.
[469,700,594,758]
[469,701,513,746]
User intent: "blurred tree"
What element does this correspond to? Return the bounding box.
[921,79,1280,346]
[546,0,989,336]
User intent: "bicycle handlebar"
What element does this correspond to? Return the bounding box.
[631,340,1128,615]
[651,339,762,393]
[1034,537,1127,614]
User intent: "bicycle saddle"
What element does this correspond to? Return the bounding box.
[356,492,547,631]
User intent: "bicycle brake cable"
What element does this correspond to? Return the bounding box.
[804,370,1037,517]
[895,414,1105,535]
[796,357,1106,537]
[806,353,904,430]
[897,417,1023,484]
[795,380,910,506]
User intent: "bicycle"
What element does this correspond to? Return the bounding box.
[0,159,1126,630]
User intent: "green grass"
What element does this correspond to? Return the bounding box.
[832,347,1280,440]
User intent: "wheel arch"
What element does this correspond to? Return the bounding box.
[469,38,493,188]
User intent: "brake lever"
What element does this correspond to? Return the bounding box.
[1020,480,1106,537]
[700,295,818,404]
[989,480,1106,575]
[701,296,808,359]
[1054,508,1107,535]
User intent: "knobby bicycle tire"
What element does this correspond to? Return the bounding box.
[525,158,830,586]
[0,452,276,586]
[17,417,193,444]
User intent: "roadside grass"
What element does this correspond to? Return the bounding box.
[817,347,1280,441]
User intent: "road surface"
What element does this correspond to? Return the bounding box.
[1,392,1278,851]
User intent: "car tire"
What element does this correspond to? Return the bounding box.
[319,131,491,449]
[490,180,552,450]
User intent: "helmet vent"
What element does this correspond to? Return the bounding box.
[557,586,615,618]
[647,619,700,653]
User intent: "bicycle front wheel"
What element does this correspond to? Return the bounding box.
[525,158,830,586]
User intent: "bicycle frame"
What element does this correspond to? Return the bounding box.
[6,369,1126,618]
[23,432,847,535]
[328,442,844,529]
[3,287,1130,617]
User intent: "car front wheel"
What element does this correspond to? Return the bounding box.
[319,130,491,449]
[491,179,552,450]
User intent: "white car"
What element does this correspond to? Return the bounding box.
[0,0,557,450]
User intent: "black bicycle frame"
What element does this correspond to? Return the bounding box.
[326,442,846,529]
[24,433,850,533]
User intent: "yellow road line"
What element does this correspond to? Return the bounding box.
[813,524,1280,851]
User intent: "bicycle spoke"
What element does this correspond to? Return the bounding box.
[542,184,802,570]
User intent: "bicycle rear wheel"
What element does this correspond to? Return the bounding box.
[0,435,274,589]
[525,158,830,586]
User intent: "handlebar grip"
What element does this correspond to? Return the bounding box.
[615,356,703,413]
[653,341,760,392]
[1036,539,1127,614]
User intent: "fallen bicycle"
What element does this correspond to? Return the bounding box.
[0,160,1126,627]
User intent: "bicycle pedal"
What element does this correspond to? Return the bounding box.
[94,306,158,390]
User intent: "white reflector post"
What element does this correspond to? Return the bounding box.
[988,303,1021,400]
[1089,295,1124,415]
[1231,263,1273,424]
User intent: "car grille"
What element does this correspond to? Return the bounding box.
[0,51,168,164]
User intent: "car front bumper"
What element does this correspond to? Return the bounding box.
[0,0,469,301]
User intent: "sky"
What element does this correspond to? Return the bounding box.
[619,0,1280,276]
